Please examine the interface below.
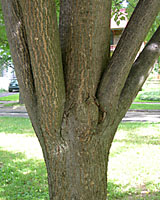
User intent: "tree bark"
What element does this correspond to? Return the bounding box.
[19,91,24,104]
[97,0,160,114]
[118,25,160,119]
[1,0,160,199]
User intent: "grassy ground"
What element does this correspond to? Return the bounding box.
[130,103,160,110]
[0,117,160,199]
[0,117,48,200]
[108,122,160,200]
[3,103,24,107]
[0,94,19,101]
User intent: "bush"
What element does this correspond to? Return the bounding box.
[0,89,6,93]
[139,91,160,101]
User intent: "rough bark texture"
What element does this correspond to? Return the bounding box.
[1,0,160,199]
[97,0,160,116]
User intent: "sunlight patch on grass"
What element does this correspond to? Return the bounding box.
[0,133,43,160]
[108,122,160,199]
[0,118,160,199]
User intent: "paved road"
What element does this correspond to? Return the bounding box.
[0,92,19,97]
[122,110,160,122]
[0,101,160,122]
[0,93,160,122]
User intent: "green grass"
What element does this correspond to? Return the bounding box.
[0,150,48,200]
[0,117,34,135]
[0,117,48,200]
[3,102,24,107]
[108,122,160,199]
[130,103,160,110]
[0,118,160,199]
[0,94,19,101]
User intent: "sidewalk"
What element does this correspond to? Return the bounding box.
[123,109,160,122]
[0,101,27,118]
[0,101,160,122]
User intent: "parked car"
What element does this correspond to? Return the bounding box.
[8,79,19,92]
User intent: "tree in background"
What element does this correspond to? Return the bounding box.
[0,3,12,75]
[1,0,160,199]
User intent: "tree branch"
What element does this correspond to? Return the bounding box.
[2,0,65,139]
[59,0,111,111]
[97,0,160,114]
[118,25,160,118]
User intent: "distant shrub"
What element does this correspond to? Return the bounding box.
[139,91,160,101]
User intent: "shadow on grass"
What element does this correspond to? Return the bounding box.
[108,181,160,200]
[0,148,48,200]
[0,148,160,200]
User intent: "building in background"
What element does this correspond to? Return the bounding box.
[0,65,16,90]
[110,9,128,52]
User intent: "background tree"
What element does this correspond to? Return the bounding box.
[1,0,160,199]
[0,3,12,75]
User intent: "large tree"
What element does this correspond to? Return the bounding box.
[1,0,160,199]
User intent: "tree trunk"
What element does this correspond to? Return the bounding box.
[46,134,108,199]
[19,91,24,104]
[41,112,117,200]
[1,0,160,199]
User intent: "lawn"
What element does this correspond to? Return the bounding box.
[0,94,19,101]
[108,122,160,199]
[3,102,23,107]
[0,117,160,199]
[130,103,160,110]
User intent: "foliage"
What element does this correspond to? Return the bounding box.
[0,89,6,93]
[0,2,12,70]
[139,91,160,102]
[112,0,127,25]
[55,0,60,23]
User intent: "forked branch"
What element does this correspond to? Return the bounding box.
[97,0,160,114]
[1,0,66,138]
[59,0,111,109]
[118,26,160,118]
